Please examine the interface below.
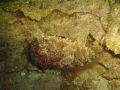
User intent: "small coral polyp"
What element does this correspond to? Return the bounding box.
[30,35,95,69]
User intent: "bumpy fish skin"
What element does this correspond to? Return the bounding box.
[30,35,95,69]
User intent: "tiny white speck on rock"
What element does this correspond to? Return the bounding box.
[21,72,26,76]
[38,70,42,73]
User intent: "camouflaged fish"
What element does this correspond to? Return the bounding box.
[30,35,95,69]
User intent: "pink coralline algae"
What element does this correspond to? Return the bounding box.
[30,35,95,69]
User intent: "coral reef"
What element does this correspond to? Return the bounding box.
[3,70,62,90]
[73,64,107,90]
[1,0,120,90]
[39,10,105,45]
[103,67,120,80]
[103,3,120,55]
[3,0,110,30]
[106,35,120,54]
[108,80,120,90]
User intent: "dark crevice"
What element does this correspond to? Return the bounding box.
[0,0,17,3]
[106,49,120,58]
[98,16,107,33]
[97,62,109,70]
[59,36,66,39]
[101,43,120,58]
[86,34,95,47]
[2,8,40,22]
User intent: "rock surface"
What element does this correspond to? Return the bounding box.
[0,0,120,90]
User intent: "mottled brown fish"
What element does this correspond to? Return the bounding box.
[30,35,95,69]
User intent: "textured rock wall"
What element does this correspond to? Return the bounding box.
[0,0,120,90]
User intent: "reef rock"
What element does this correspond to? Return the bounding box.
[30,35,95,69]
